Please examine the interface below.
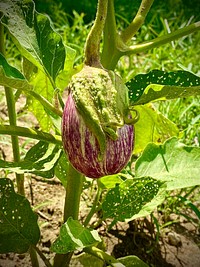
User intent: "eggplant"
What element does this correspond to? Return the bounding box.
[62,93,134,178]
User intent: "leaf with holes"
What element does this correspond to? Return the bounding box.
[0,178,40,253]
[0,141,62,178]
[54,153,69,188]
[127,70,200,105]
[102,177,166,222]
[51,217,101,253]
[135,137,200,190]
[0,53,32,90]
[0,0,65,81]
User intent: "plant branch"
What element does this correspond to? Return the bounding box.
[83,246,125,267]
[27,90,63,117]
[84,0,108,67]
[120,0,154,43]
[125,21,200,55]
[0,20,25,196]
[33,246,53,267]
[53,164,84,267]
[101,0,125,69]
[83,181,102,227]
[0,125,62,145]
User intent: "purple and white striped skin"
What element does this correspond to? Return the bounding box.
[62,93,134,178]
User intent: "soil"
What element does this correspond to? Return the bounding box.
[0,92,200,267]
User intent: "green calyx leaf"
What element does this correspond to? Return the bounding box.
[69,65,130,155]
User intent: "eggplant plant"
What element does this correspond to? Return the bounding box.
[0,0,200,266]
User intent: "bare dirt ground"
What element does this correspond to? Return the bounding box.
[0,93,200,267]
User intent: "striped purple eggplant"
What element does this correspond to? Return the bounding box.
[62,93,134,178]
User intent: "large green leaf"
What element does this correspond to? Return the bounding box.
[28,68,55,131]
[113,256,149,267]
[127,70,200,105]
[51,217,101,254]
[0,178,40,253]
[0,53,32,90]
[135,137,200,190]
[0,141,62,178]
[102,177,166,222]
[0,0,65,81]
[134,105,179,153]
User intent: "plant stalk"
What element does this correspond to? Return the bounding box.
[126,21,200,55]
[0,21,24,195]
[53,164,84,267]
[83,182,102,227]
[101,0,123,69]
[0,125,62,145]
[83,246,125,267]
[84,0,108,67]
[120,0,154,43]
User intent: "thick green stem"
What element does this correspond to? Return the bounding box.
[53,164,84,267]
[101,0,123,69]
[0,125,62,145]
[4,87,25,195]
[120,0,154,43]
[126,21,200,55]
[83,246,125,267]
[84,0,108,67]
[63,164,84,221]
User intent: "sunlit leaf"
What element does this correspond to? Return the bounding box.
[0,141,62,178]
[0,0,65,81]
[0,178,40,253]
[134,105,179,153]
[127,70,200,105]
[0,53,32,90]
[116,256,149,267]
[51,217,101,254]
[99,174,123,189]
[56,46,76,91]
[28,68,55,131]
[54,153,69,188]
[135,137,200,190]
[102,177,166,222]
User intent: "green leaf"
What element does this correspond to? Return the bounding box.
[102,177,166,222]
[54,153,69,188]
[99,174,123,189]
[28,68,55,131]
[0,178,40,253]
[0,53,32,90]
[56,46,77,92]
[70,252,104,267]
[134,105,179,153]
[51,217,101,254]
[114,256,149,267]
[135,137,200,190]
[127,70,200,105]
[0,0,65,81]
[0,141,62,178]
